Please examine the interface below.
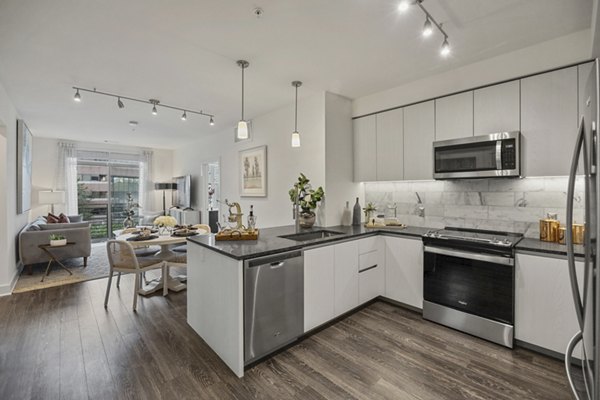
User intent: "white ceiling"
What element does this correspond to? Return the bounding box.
[0,0,593,149]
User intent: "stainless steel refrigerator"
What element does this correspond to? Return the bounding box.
[566,59,600,400]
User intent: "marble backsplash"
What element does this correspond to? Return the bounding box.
[364,176,585,238]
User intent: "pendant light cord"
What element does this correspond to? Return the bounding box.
[294,85,298,131]
[241,65,245,120]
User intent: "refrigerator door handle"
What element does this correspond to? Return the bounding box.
[567,116,586,329]
[565,331,584,400]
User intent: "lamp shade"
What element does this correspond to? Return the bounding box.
[154,182,174,190]
[38,190,65,205]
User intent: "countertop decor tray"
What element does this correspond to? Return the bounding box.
[215,230,259,241]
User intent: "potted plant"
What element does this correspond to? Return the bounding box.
[49,234,67,247]
[363,202,377,224]
[288,173,324,229]
[154,215,178,236]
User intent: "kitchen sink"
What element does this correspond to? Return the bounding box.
[279,230,345,242]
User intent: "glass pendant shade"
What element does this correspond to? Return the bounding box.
[237,120,249,139]
[291,131,301,148]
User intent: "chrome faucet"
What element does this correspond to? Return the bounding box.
[293,183,300,233]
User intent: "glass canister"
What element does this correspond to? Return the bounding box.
[572,224,585,245]
[539,213,559,242]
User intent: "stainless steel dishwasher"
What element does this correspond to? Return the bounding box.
[244,250,304,364]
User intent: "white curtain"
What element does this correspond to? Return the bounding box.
[139,150,154,213]
[54,141,78,215]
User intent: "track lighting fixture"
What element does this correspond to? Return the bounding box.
[422,17,433,37]
[71,87,215,124]
[209,116,215,126]
[291,81,302,148]
[237,60,250,140]
[399,0,451,58]
[441,37,450,56]
[398,0,410,13]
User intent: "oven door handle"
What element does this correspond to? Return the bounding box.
[496,140,502,170]
[424,245,514,266]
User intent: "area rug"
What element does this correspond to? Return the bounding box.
[13,242,183,293]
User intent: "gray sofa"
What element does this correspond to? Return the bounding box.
[19,215,92,274]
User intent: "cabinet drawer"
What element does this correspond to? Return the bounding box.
[358,237,380,255]
[359,264,384,304]
[359,250,380,272]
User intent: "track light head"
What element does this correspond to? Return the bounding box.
[74,89,81,102]
[441,38,451,57]
[209,116,215,126]
[398,0,410,13]
[422,17,433,37]
[152,105,158,115]
[181,111,187,121]
[117,97,124,109]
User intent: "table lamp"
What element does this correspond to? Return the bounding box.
[38,190,65,214]
[154,182,174,216]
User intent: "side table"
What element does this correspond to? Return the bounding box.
[38,242,76,282]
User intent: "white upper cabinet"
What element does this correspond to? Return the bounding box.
[353,115,377,182]
[474,81,520,135]
[376,109,404,181]
[435,91,474,141]
[520,66,578,177]
[404,101,435,180]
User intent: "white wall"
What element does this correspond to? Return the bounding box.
[31,137,174,217]
[173,92,326,229]
[353,29,592,117]
[0,80,28,295]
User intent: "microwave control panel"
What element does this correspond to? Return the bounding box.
[501,139,517,170]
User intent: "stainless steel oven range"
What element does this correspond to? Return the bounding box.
[422,227,523,348]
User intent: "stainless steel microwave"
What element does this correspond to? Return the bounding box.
[433,131,521,179]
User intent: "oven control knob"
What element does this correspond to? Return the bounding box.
[503,238,510,245]
[491,237,498,244]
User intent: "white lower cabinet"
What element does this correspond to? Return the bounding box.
[304,246,335,332]
[334,241,359,316]
[358,237,385,304]
[515,253,584,357]
[384,237,423,309]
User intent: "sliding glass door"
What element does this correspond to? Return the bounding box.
[77,160,140,241]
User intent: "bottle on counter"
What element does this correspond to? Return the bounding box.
[341,201,352,226]
[352,198,361,226]
[247,205,257,232]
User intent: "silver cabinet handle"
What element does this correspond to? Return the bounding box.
[495,140,502,170]
[270,261,285,269]
[424,245,513,266]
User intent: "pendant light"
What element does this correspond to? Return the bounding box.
[291,81,302,148]
[237,60,250,140]
[74,89,81,102]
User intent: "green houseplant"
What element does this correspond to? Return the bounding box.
[289,173,324,228]
[49,233,67,247]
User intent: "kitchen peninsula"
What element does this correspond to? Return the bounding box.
[185,224,583,377]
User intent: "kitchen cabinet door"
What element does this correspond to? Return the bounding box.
[515,253,583,357]
[376,108,404,181]
[384,236,423,309]
[333,241,359,316]
[359,264,385,304]
[358,238,385,303]
[474,81,520,135]
[353,115,377,182]
[435,91,474,141]
[304,246,335,332]
[520,67,578,177]
[404,101,435,180]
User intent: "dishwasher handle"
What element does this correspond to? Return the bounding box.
[246,250,303,269]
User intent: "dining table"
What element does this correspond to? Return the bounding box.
[114,228,208,295]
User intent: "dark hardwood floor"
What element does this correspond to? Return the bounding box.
[0,275,573,400]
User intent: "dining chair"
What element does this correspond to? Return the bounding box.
[105,240,165,311]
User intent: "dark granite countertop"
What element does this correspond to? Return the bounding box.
[187,224,429,260]
[515,238,585,258]
[187,223,585,261]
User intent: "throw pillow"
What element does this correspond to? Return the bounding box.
[46,213,59,223]
[58,213,70,223]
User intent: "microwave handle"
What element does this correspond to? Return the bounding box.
[495,140,502,170]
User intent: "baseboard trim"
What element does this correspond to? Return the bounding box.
[0,261,22,296]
